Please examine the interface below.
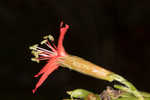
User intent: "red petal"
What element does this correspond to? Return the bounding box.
[57,22,69,56]
[32,63,59,94]
[34,59,57,77]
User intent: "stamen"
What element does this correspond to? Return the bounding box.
[39,40,57,54]
[31,51,40,58]
[39,51,53,56]
[43,35,54,41]
[31,58,40,63]
[44,43,57,54]
[37,47,54,54]
[39,56,49,59]
[41,40,48,45]
[29,44,38,50]
[38,58,49,61]
[39,53,50,57]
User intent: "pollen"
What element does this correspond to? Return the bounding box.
[29,44,38,50]
[31,58,40,63]
[43,34,54,41]
[40,40,48,45]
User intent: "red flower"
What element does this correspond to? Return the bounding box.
[29,21,69,93]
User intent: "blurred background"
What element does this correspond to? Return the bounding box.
[0,0,150,100]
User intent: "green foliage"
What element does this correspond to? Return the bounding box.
[64,86,150,100]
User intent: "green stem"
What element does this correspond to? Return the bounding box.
[110,74,144,100]
[113,97,150,100]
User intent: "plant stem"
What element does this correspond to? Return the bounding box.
[110,73,144,100]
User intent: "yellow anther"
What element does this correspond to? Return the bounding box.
[31,51,39,58]
[48,35,54,41]
[43,34,54,41]
[31,58,40,63]
[40,40,47,45]
[29,44,38,50]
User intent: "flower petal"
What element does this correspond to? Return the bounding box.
[34,59,57,77]
[57,22,69,56]
[32,60,59,93]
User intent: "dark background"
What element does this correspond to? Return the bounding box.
[0,0,150,100]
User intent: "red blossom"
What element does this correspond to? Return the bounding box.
[29,21,69,93]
